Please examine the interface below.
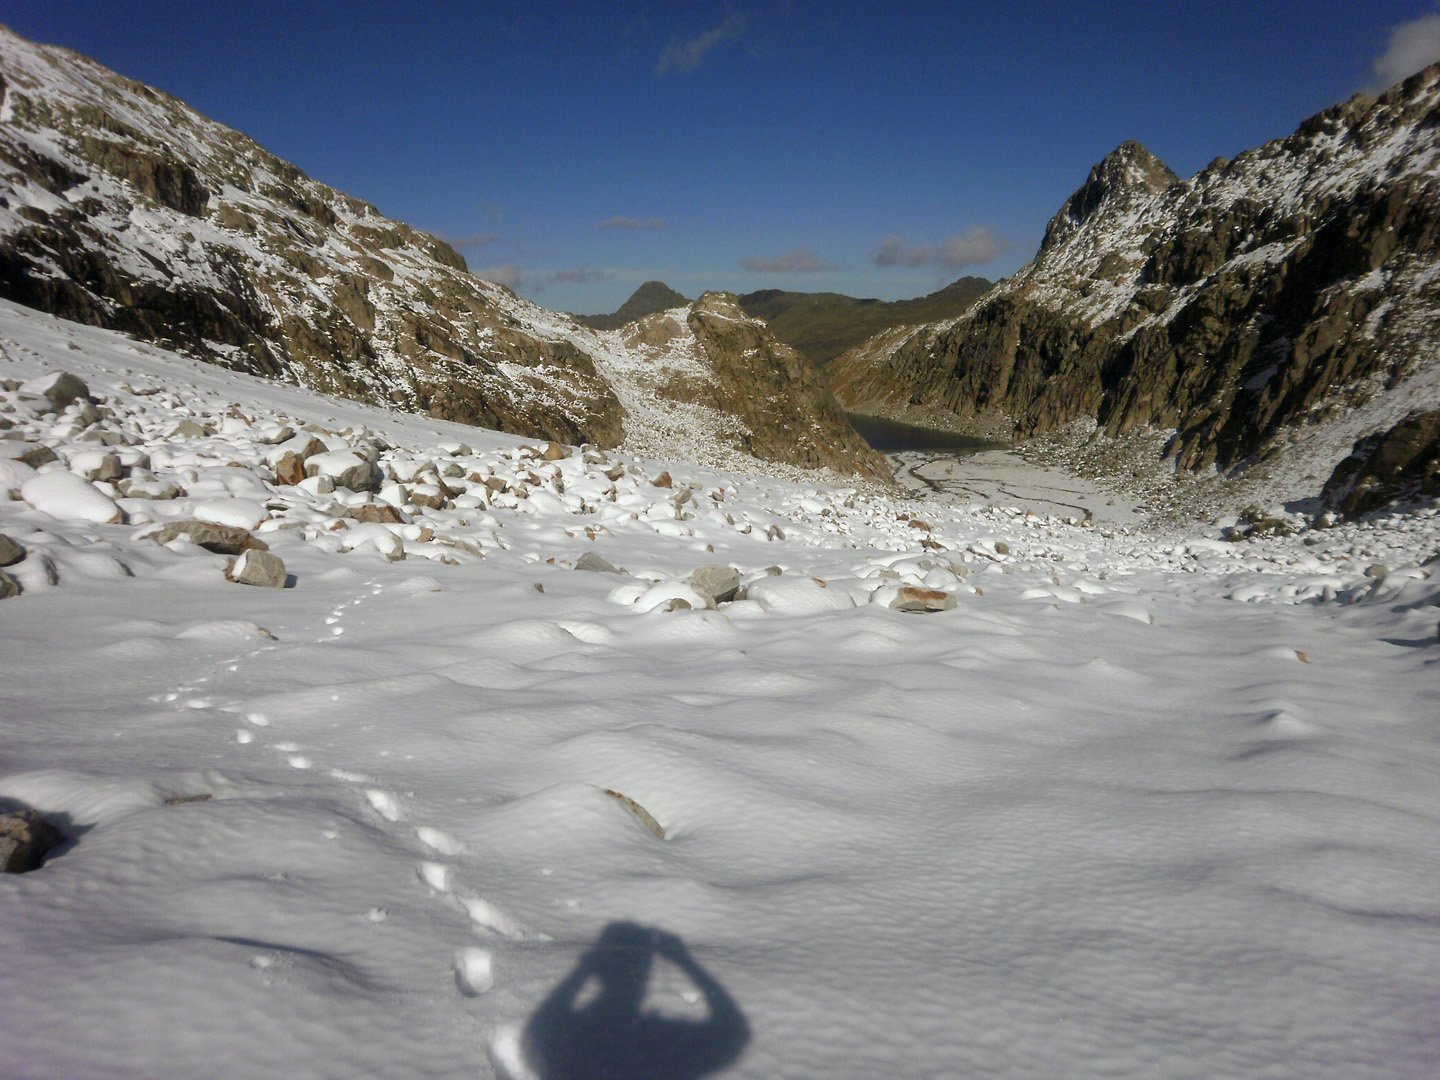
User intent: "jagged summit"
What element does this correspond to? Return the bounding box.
[574,281,688,331]
[1040,141,1178,252]
[830,65,1440,514]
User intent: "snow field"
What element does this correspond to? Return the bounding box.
[1,300,1439,1078]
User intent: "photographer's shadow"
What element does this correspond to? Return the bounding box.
[519,921,749,1079]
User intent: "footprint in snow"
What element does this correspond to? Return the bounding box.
[365,788,402,822]
[458,894,543,940]
[454,946,495,996]
[418,861,450,893]
[416,826,464,855]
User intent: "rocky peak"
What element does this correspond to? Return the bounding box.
[1040,141,1178,253]
[574,280,688,331]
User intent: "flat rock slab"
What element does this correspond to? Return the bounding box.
[890,586,957,613]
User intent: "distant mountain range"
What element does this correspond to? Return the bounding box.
[830,66,1440,513]
[0,25,882,479]
[578,277,993,367]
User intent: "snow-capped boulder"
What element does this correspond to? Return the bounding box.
[20,471,123,524]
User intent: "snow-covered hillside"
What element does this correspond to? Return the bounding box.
[2,300,1439,1078]
[0,25,879,479]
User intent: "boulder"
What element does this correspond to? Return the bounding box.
[541,441,568,461]
[0,533,24,567]
[350,501,410,525]
[688,564,741,604]
[0,569,19,599]
[575,551,624,574]
[227,549,287,588]
[21,371,89,411]
[149,519,268,555]
[17,446,58,469]
[0,810,66,872]
[889,586,957,613]
[272,450,306,486]
[306,450,382,492]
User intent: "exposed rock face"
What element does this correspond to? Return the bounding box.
[615,293,889,479]
[1324,409,1440,515]
[830,67,1440,511]
[0,26,623,445]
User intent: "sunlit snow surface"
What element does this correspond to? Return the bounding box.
[1,300,1438,1078]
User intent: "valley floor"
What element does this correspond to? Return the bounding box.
[1,300,1438,1079]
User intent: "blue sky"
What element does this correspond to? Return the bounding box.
[7,2,1440,313]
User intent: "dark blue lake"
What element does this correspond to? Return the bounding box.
[846,412,1007,454]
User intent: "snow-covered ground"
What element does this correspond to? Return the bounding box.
[2,298,1438,1079]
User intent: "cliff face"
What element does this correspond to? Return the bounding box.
[830,67,1440,510]
[0,26,885,479]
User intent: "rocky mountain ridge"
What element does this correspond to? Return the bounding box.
[0,25,880,479]
[829,68,1440,513]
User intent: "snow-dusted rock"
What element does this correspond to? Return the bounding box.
[688,564,741,604]
[20,470,123,524]
[575,551,624,574]
[146,520,267,555]
[192,499,268,530]
[306,451,381,493]
[0,810,65,872]
[227,549,287,588]
[19,371,88,412]
[0,569,19,599]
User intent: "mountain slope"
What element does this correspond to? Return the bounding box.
[830,69,1440,511]
[737,276,991,366]
[573,280,688,331]
[0,26,880,479]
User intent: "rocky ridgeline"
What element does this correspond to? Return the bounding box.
[0,26,880,480]
[830,66,1440,514]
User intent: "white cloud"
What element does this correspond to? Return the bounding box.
[598,216,667,231]
[873,227,999,270]
[475,264,523,291]
[742,248,836,273]
[655,12,746,75]
[1370,12,1440,91]
[474,266,611,294]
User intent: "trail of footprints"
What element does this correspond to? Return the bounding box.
[158,578,535,1009]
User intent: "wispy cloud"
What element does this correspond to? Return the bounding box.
[473,266,611,293]
[873,226,1000,270]
[475,264,523,291]
[437,231,500,249]
[741,248,837,273]
[1369,12,1440,91]
[655,11,746,75]
[598,216,667,231]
